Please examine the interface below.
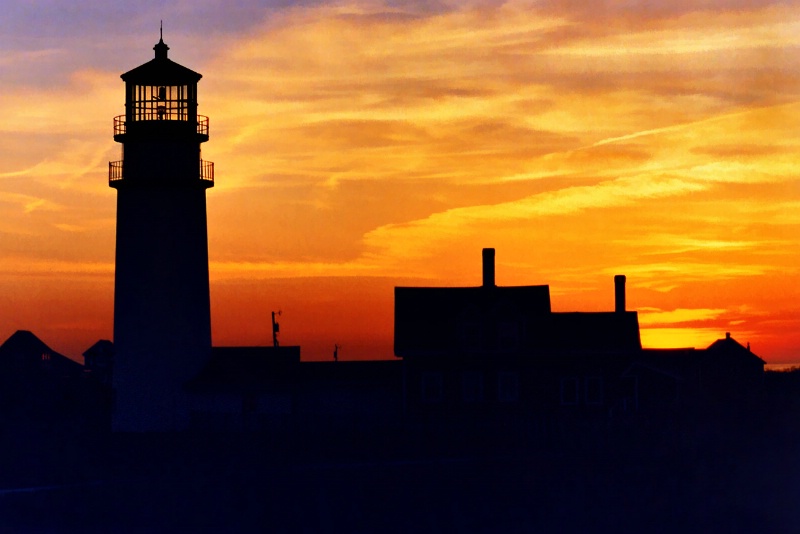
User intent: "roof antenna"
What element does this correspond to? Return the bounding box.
[153,20,169,58]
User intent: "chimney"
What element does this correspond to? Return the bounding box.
[482,248,496,287]
[614,275,626,313]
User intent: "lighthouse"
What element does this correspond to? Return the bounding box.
[109,34,214,431]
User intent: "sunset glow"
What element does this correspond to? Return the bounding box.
[1,1,799,363]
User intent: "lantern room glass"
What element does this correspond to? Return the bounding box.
[130,84,194,122]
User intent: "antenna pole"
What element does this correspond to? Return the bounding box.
[272,311,280,347]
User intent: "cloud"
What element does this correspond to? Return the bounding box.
[360,174,706,264]
[691,144,786,158]
[640,327,736,350]
[0,192,62,214]
[0,257,113,277]
[614,234,767,255]
[601,262,774,291]
[638,307,728,326]
[210,259,383,280]
[0,48,65,68]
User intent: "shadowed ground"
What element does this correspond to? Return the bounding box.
[1,401,799,534]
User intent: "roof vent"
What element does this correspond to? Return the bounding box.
[482,248,495,288]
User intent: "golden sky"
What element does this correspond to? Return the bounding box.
[0,1,799,362]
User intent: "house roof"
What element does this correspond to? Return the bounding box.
[706,333,766,365]
[82,339,114,359]
[0,330,83,375]
[1,330,50,355]
[546,312,642,353]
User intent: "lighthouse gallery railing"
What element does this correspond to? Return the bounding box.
[109,160,214,185]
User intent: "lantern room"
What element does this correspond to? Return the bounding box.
[113,36,208,143]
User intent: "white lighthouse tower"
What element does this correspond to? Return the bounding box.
[109,34,214,431]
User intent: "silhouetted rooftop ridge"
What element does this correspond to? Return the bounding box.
[0,330,83,371]
[0,330,51,355]
[707,333,766,364]
[83,339,113,357]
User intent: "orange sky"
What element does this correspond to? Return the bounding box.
[0,1,799,363]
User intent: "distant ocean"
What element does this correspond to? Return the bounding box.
[766,363,800,371]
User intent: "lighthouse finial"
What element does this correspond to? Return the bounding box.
[154,21,169,59]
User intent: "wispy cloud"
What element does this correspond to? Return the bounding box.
[0,257,113,276]
[0,192,62,213]
[638,307,728,326]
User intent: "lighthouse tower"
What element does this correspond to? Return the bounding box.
[109,35,214,432]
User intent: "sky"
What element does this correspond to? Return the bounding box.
[0,0,799,364]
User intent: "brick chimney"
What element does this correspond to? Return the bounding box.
[614,275,626,313]
[482,248,496,287]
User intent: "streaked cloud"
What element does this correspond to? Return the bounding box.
[0,257,113,277]
[640,328,737,350]
[638,307,728,326]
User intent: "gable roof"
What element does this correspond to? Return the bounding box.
[0,330,83,374]
[83,339,114,359]
[706,333,766,365]
[0,330,50,355]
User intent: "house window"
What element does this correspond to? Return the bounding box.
[462,372,484,403]
[498,372,520,402]
[497,321,520,351]
[621,376,638,412]
[421,372,443,403]
[41,353,51,361]
[585,377,603,405]
[560,377,579,405]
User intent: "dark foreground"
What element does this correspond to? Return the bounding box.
[4,370,800,533]
[2,406,800,534]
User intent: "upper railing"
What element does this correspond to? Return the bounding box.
[113,115,209,138]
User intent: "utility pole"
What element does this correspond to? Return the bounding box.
[272,311,281,347]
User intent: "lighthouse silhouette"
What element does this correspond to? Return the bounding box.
[109,33,214,432]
